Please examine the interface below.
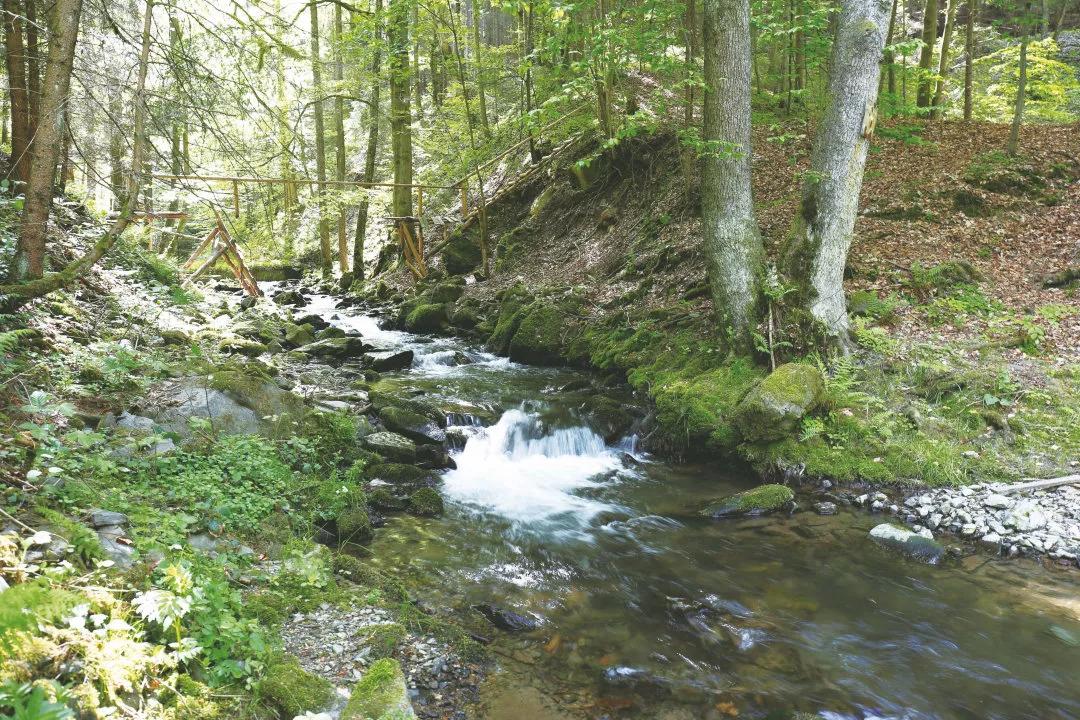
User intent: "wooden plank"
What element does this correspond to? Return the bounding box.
[182,226,219,269]
[1000,475,1080,494]
[150,174,457,190]
[183,239,231,285]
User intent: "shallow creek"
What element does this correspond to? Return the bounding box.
[301,292,1080,720]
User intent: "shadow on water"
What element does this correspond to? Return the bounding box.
[301,291,1080,719]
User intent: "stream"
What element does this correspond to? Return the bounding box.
[297,290,1080,720]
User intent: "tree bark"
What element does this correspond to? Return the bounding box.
[0,0,150,309]
[332,0,348,272]
[930,0,958,117]
[9,0,83,281]
[782,0,890,345]
[389,0,413,223]
[685,0,696,127]
[701,0,765,352]
[309,0,334,278]
[354,0,383,279]
[1007,4,1030,156]
[916,0,938,108]
[24,0,39,136]
[468,0,491,138]
[3,0,31,188]
[884,0,899,96]
[963,0,976,119]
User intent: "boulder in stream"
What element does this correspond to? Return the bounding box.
[869,523,946,565]
[472,603,542,632]
[405,303,449,332]
[365,349,414,372]
[364,431,418,462]
[701,484,795,519]
[380,405,445,444]
[297,336,370,362]
[272,289,307,307]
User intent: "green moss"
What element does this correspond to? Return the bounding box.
[331,554,409,602]
[487,284,533,354]
[341,658,414,720]
[338,507,374,544]
[405,303,448,333]
[368,487,407,511]
[368,463,431,484]
[218,337,269,357]
[259,655,334,718]
[426,281,465,304]
[701,484,794,518]
[357,622,407,660]
[734,363,825,443]
[407,487,444,517]
[0,580,80,644]
[509,304,571,365]
[651,359,763,454]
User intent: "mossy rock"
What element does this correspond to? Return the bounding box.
[508,304,567,365]
[318,326,348,340]
[298,336,369,361]
[341,658,416,720]
[368,384,444,423]
[368,462,434,485]
[381,406,445,445]
[258,655,334,718]
[443,230,483,275]
[364,431,418,462]
[869,523,946,565]
[487,284,533,354]
[426,281,465,304]
[449,304,480,330]
[581,396,635,442]
[218,337,268,357]
[284,323,316,348]
[734,363,825,443]
[357,622,408,660]
[331,554,409,601]
[338,507,374,544]
[408,487,445,517]
[405,303,449,333]
[701,484,795,519]
[367,487,408,511]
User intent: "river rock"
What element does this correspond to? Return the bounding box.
[733,363,825,442]
[88,509,128,529]
[472,603,542,632]
[293,313,331,330]
[144,373,303,440]
[341,659,416,720]
[380,406,445,444]
[283,323,316,348]
[365,349,414,372]
[984,493,1013,510]
[273,289,307,307]
[869,523,946,565]
[364,431,418,462]
[1006,499,1048,532]
[701,484,795,519]
[297,336,370,362]
[813,501,838,515]
[96,525,135,568]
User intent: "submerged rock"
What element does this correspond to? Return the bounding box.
[869,523,946,565]
[472,603,542,632]
[341,659,417,720]
[701,484,795,519]
[408,487,444,517]
[734,363,825,442]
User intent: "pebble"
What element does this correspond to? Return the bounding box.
[813,501,838,516]
[900,483,1080,566]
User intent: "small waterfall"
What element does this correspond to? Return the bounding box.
[443,408,622,528]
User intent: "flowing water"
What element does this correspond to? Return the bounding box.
[302,292,1080,720]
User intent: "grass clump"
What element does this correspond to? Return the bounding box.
[258,654,334,718]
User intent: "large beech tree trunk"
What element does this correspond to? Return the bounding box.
[9,0,83,281]
[782,0,891,345]
[701,0,765,352]
[354,0,384,278]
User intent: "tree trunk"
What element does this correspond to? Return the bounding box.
[333,1,348,272]
[916,0,938,107]
[930,0,958,117]
[354,0,383,279]
[685,0,696,127]
[411,1,423,117]
[468,0,491,138]
[309,0,333,278]
[9,0,83,281]
[1051,0,1067,40]
[108,84,125,208]
[701,0,765,352]
[25,0,39,136]
[389,0,413,224]
[3,0,30,188]
[883,0,898,96]
[963,0,976,119]
[0,0,150,309]
[1007,5,1030,156]
[782,0,890,345]
[273,0,296,257]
